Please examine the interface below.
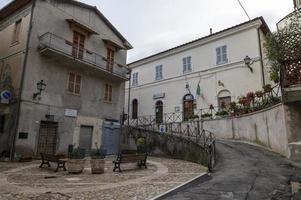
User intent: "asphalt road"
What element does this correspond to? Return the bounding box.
[160,141,301,200]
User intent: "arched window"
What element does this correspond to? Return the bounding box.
[183,94,194,121]
[155,100,163,123]
[217,90,231,109]
[132,99,138,119]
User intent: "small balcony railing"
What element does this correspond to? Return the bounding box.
[39,32,129,80]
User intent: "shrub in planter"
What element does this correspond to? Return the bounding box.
[255,90,263,98]
[246,92,255,101]
[215,110,229,118]
[137,137,147,153]
[201,113,212,119]
[67,148,86,174]
[90,148,106,174]
[263,84,272,93]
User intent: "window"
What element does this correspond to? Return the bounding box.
[132,72,138,86]
[68,72,81,94]
[106,48,115,72]
[216,45,228,65]
[11,19,22,44]
[104,84,113,103]
[72,31,85,59]
[155,65,163,80]
[183,56,192,73]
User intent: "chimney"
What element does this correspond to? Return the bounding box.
[210,28,213,35]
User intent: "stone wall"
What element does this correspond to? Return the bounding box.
[122,127,209,166]
[203,104,289,156]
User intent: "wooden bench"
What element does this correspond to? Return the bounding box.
[39,153,66,172]
[113,153,147,172]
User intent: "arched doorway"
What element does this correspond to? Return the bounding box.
[132,99,138,119]
[183,94,194,121]
[155,100,163,123]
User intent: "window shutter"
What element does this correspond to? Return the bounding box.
[109,85,113,102]
[216,47,221,64]
[183,57,187,72]
[187,56,192,71]
[68,72,75,93]
[75,75,81,94]
[222,45,228,62]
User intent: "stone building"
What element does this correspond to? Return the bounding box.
[0,0,132,158]
[125,17,272,121]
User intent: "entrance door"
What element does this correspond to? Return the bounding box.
[102,121,120,155]
[72,31,85,59]
[155,100,163,123]
[183,94,194,121]
[106,48,114,72]
[79,126,93,155]
[37,121,58,155]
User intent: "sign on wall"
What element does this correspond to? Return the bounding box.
[159,125,166,133]
[65,109,78,117]
[0,90,12,104]
[153,93,165,100]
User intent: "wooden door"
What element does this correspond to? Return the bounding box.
[155,101,163,123]
[106,48,114,72]
[37,121,58,155]
[79,126,93,155]
[183,94,194,121]
[72,31,85,59]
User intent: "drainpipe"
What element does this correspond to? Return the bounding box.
[127,68,132,127]
[257,28,266,87]
[10,0,36,161]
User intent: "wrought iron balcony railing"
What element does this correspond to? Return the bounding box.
[39,32,129,80]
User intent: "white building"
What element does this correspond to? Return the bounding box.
[125,17,272,121]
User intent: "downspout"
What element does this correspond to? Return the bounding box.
[127,69,132,127]
[257,28,266,87]
[10,0,36,160]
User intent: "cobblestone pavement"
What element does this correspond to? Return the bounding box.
[0,157,207,200]
[160,141,301,200]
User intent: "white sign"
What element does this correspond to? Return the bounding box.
[159,125,166,133]
[65,109,78,117]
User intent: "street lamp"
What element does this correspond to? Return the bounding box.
[33,80,46,99]
[244,56,254,73]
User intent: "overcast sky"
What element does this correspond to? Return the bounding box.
[0,0,294,63]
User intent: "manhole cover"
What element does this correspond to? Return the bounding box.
[65,177,82,182]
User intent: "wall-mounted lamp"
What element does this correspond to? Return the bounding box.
[33,80,46,99]
[244,56,254,73]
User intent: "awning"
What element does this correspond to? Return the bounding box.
[103,39,125,50]
[66,19,98,35]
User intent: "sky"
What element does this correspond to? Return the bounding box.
[0,0,294,63]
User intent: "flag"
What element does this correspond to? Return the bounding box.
[196,82,202,97]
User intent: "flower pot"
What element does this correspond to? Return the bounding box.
[67,159,85,174]
[90,159,105,174]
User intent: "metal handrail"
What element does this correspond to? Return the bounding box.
[39,32,129,79]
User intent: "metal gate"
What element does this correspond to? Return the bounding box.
[37,121,58,155]
[102,121,120,155]
[79,126,93,155]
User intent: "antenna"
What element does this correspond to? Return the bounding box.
[237,0,251,20]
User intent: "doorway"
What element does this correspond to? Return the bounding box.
[37,121,58,155]
[72,31,85,59]
[183,94,194,121]
[79,126,93,155]
[155,100,163,123]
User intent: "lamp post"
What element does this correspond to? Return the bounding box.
[244,56,254,73]
[33,80,46,99]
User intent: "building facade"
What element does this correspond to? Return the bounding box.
[125,17,272,121]
[0,0,132,158]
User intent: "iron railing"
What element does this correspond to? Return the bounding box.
[39,32,129,80]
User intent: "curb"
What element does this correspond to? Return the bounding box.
[149,172,210,200]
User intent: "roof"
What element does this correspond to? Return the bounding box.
[129,17,270,66]
[0,0,133,50]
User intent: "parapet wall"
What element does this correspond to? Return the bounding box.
[203,104,289,157]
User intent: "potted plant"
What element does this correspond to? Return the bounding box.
[90,145,106,174]
[67,148,86,174]
[137,137,147,153]
[215,110,229,119]
[201,113,212,120]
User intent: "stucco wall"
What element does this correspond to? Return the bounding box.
[203,104,289,156]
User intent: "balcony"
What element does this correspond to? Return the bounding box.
[38,32,129,81]
[280,32,301,103]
